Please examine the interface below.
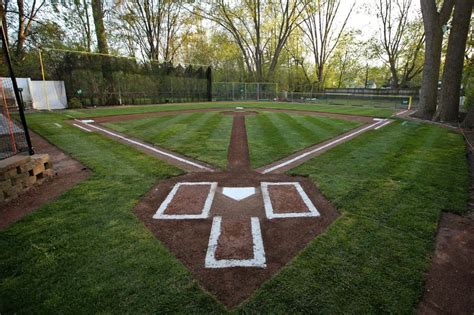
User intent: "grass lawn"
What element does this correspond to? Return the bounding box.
[63,101,395,119]
[0,108,468,313]
[246,111,362,167]
[243,119,468,313]
[0,112,225,313]
[103,112,233,169]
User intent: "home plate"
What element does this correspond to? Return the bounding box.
[222,187,256,201]
[236,107,244,110]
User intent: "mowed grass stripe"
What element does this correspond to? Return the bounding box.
[246,112,363,168]
[105,112,233,168]
[241,120,468,313]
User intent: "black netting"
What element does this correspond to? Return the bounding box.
[39,50,211,106]
[0,78,29,159]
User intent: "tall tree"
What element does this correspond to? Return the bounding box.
[373,0,424,89]
[0,0,8,45]
[414,0,455,119]
[434,0,474,122]
[192,0,309,82]
[91,0,108,54]
[118,0,182,62]
[301,0,354,89]
[16,0,46,55]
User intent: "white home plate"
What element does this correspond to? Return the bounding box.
[80,119,95,123]
[236,107,244,110]
[222,187,256,201]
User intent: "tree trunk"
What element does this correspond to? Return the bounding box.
[435,0,474,122]
[91,0,108,54]
[0,0,8,46]
[414,0,455,120]
[91,0,117,105]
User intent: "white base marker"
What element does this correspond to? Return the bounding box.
[77,121,213,171]
[205,216,266,268]
[73,123,92,132]
[261,182,320,219]
[222,187,256,201]
[80,119,95,123]
[153,182,217,219]
[261,120,386,174]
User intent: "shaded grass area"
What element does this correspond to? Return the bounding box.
[242,120,468,313]
[0,112,225,313]
[103,112,233,169]
[246,112,362,168]
[64,101,395,118]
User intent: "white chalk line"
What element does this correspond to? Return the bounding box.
[205,216,266,268]
[261,119,388,174]
[72,123,92,132]
[374,120,392,130]
[261,182,320,219]
[153,182,217,219]
[74,120,213,171]
[396,110,409,116]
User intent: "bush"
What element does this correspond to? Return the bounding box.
[68,97,83,109]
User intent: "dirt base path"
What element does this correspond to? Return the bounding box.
[0,132,90,230]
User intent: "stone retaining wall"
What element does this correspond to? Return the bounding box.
[0,154,54,204]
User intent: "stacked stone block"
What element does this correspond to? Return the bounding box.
[0,154,54,204]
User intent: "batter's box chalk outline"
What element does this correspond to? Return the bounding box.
[205,216,267,268]
[261,182,320,219]
[153,182,218,219]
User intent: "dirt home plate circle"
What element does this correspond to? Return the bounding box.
[72,108,391,307]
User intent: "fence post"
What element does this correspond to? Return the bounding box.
[206,66,212,102]
[0,19,34,155]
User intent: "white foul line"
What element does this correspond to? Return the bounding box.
[261,182,320,219]
[374,120,392,130]
[205,216,266,268]
[153,182,217,219]
[261,119,388,174]
[396,110,408,116]
[72,123,92,132]
[74,120,213,171]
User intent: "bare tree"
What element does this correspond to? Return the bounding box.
[16,0,46,55]
[118,0,182,62]
[301,0,354,89]
[373,0,424,89]
[192,0,309,81]
[434,0,473,122]
[414,0,455,120]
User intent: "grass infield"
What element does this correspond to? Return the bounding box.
[0,105,468,313]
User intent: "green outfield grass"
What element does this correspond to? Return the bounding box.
[103,112,233,169]
[62,101,395,118]
[246,111,362,167]
[103,111,362,169]
[0,107,468,313]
